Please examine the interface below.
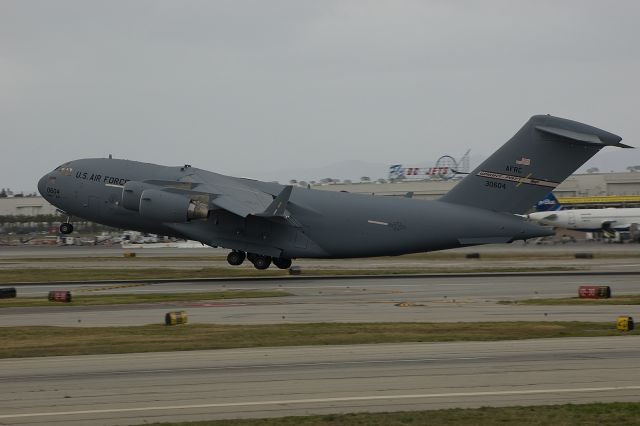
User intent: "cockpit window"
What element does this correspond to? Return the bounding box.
[56,164,73,176]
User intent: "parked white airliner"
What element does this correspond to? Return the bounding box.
[528,193,640,232]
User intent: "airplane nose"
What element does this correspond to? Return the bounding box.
[37,174,48,196]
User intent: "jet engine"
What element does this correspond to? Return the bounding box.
[121,181,151,211]
[139,189,209,222]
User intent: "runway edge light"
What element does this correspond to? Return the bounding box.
[616,316,634,332]
[165,311,188,326]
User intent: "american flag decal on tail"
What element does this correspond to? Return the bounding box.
[516,157,531,166]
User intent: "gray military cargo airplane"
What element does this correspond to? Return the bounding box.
[38,115,628,270]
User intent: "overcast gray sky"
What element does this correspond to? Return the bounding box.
[2,1,639,192]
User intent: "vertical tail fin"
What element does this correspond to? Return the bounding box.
[440,115,629,214]
[536,193,562,212]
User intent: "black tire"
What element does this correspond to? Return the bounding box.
[226,251,245,266]
[60,223,73,234]
[273,258,292,269]
[252,256,271,270]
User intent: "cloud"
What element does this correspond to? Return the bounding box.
[1,1,639,191]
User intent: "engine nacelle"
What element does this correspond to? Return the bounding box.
[139,189,209,222]
[122,181,152,211]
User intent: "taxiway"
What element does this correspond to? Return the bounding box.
[3,273,639,326]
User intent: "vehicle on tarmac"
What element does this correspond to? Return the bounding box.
[38,115,627,269]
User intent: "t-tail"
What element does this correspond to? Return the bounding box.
[536,192,562,212]
[440,115,630,214]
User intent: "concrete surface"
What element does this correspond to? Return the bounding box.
[3,273,639,326]
[1,336,639,425]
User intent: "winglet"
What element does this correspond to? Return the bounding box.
[256,185,293,218]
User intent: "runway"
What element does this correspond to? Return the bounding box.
[2,247,640,425]
[1,336,639,425]
[4,273,640,326]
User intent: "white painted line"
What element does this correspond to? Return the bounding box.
[105,183,124,188]
[1,385,639,419]
[367,220,388,226]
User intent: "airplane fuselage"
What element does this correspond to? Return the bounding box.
[38,158,551,259]
[528,208,640,232]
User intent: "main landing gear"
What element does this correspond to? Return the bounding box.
[226,250,246,266]
[226,250,292,270]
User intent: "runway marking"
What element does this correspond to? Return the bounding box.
[1,385,639,419]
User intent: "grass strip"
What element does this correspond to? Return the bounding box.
[1,322,636,359]
[0,290,291,308]
[500,295,640,305]
[141,402,640,426]
[0,267,286,282]
[0,266,577,283]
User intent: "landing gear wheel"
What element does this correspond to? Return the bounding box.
[227,251,246,266]
[59,223,73,234]
[252,255,272,270]
[273,258,292,269]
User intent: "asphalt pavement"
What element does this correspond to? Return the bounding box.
[1,336,639,426]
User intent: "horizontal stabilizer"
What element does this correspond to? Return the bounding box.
[535,125,631,148]
[539,213,558,221]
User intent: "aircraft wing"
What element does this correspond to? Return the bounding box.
[210,194,266,218]
[601,220,629,231]
[208,184,293,218]
[155,179,293,219]
[140,171,295,219]
[534,213,558,221]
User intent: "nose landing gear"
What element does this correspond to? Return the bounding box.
[57,211,74,234]
[59,223,74,234]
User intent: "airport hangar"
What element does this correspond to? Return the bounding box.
[2,171,640,216]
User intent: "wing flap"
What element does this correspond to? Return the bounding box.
[211,195,260,218]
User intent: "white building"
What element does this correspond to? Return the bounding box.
[0,197,58,216]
